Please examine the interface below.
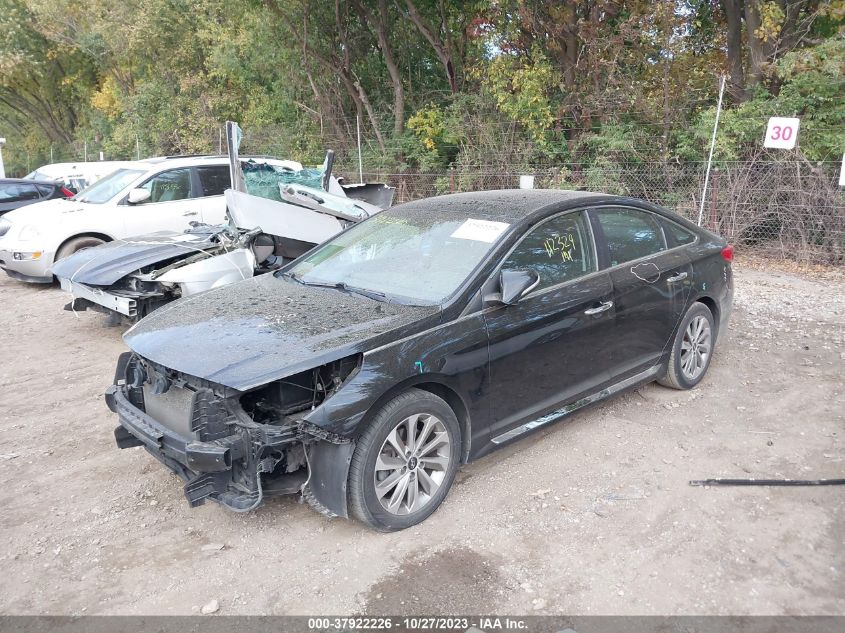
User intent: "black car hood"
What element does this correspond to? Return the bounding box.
[124,274,441,391]
[50,231,219,286]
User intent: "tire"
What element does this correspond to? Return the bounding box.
[659,302,715,390]
[348,389,461,531]
[56,236,106,262]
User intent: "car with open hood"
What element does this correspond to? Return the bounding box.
[0,155,298,283]
[106,189,733,531]
[50,152,393,323]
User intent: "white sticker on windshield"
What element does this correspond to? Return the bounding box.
[450,219,510,243]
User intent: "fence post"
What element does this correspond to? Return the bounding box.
[709,168,719,231]
[449,168,455,193]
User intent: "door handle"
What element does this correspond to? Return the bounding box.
[666,271,688,283]
[182,211,199,217]
[584,300,613,315]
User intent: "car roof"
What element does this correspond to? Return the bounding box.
[390,189,612,225]
[133,155,301,171]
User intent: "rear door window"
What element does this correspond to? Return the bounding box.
[36,184,56,197]
[595,208,666,266]
[196,166,231,197]
[501,211,596,291]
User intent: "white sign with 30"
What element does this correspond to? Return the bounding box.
[763,117,800,149]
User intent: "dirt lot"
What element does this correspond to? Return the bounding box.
[0,261,843,616]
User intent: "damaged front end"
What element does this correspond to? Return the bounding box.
[106,351,360,513]
[60,226,283,323]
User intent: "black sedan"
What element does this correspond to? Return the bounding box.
[0,178,73,216]
[106,190,733,531]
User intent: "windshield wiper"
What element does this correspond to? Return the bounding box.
[281,272,388,302]
[337,283,388,302]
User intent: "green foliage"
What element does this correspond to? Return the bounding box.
[0,0,841,176]
[678,37,845,163]
[479,50,558,148]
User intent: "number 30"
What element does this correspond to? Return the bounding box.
[770,125,793,141]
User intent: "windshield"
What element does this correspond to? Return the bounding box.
[286,213,510,304]
[73,168,144,204]
[23,170,45,180]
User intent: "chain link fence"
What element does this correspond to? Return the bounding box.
[350,160,844,265]
[5,134,843,265]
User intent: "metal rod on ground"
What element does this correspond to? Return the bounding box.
[357,114,363,183]
[698,74,726,226]
[691,478,845,487]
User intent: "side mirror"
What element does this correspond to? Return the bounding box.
[127,188,151,205]
[500,269,539,304]
[485,269,539,306]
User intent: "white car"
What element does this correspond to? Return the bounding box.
[0,155,300,283]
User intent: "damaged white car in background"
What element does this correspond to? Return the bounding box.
[52,130,394,323]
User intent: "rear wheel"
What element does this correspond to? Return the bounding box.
[348,389,460,531]
[659,302,715,390]
[55,236,105,262]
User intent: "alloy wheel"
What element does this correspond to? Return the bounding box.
[680,315,711,381]
[373,413,451,515]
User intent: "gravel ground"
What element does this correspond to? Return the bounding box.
[0,261,843,615]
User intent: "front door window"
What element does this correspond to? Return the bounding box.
[501,211,596,291]
[139,169,193,203]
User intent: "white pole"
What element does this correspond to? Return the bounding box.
[356,114,363,183]
[136,134,141,160]
[0,140,5,179]
[698,75,726,226]
[84,140,88,163]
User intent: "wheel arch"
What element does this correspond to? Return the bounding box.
[692,294,720,340]
[56,232,114,256]
[307,375,472,521]
[356,375,472,463]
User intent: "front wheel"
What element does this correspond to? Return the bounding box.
[55,236,105,262]
[347,389,461,531]
[659,302,715,390]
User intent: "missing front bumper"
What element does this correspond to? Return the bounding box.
[106,383,296,511]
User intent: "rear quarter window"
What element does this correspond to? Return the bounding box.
[662,219,697,246]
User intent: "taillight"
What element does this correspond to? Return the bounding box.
[721,245,734,262]
[60,186,74,198]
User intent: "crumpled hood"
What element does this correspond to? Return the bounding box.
[124,273,440,391]
[50,231,219,286]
